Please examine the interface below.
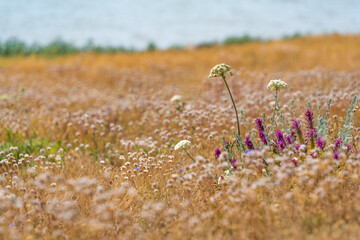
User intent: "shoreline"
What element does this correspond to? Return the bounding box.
[1,32,358,57]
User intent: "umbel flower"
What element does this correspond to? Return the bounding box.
[208,63,232,78]
[208,63,241,136]
[174,140,195,162]
[174,140,191,150]
[170,95,183,103]
[267,79,288,91]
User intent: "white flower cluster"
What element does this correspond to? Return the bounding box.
[174,140,191,151]
[170,95,183,103]
[266,79,288,91]
[208,63,231,78]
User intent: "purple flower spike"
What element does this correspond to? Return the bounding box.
[259,131,268,145]
[215,148,221,159]
[255,118,265,132]
[346,144,351,154]
[286,132,296,144]
[305,129,317,149]
[317,137,326,150]
[231,158,237,169]
[277,140,286,150]
[334,152,339,160]
[305,109,315,130]
[276,130,286,143]
[245,136,254,150]
[292,120,304,143]
[334,138,342,151]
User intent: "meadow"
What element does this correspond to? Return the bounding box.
[0,34,359,239]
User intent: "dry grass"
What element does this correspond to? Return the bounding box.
[0,34,359,239]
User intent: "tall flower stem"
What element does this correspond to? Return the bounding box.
[222,75,241,136]
[273,89,278,120]
[184,149,195,162]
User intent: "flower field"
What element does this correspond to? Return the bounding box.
[0,34,360,239]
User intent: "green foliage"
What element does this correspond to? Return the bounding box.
[223,35,260,45]
[317,99,332,137]
[0,128,51,156]
[146,42,157,52]
[339,96,359,145]
[0,37,135,57]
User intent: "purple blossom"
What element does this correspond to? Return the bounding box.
[245,136,254,150]
[346,144,351,154]
[291,158,298,167]
[255,118,265,132]
[334,138,342,151]
[317,137,326,150]
[305,129,317,148]
[286,132,296,144]
[305,109,315,130]
[277,140,286,150]
[276,130,286,143]
[214,148,221,159]
[292,120,305,144]
[231,158,237,169]
[334,152,339,160]
[259,131,268,145]
[295,144,300,151]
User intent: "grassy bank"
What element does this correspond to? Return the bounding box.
[0,33,309,57]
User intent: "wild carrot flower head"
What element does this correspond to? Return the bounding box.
[245,136,254,150]
[214,148,221,159]
[174,140,191,151]
[266,79,287,91]
[170,95,183,103]
[255,118,265,132]
[208,64,231,78]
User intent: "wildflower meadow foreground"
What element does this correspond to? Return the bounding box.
[0,35,360,239]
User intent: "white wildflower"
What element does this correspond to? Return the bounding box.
[170,95,183,103]
[209,63,231,78]
[174,140,191,151]
[267,79,287,91]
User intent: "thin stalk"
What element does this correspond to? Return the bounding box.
[184,149,195,162]
[273,89,278,120]
[222,75,241,136]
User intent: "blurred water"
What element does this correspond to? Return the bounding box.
[0,0,359,49]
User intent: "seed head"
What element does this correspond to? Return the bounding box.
[267,79,287,91]
[209,64,232,78]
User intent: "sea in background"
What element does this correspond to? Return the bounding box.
[1,0,360,49]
